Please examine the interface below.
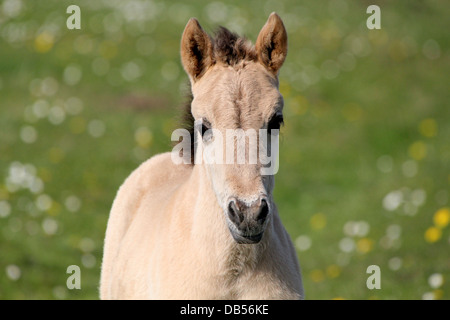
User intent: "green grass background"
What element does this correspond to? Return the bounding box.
[0,0,448,299]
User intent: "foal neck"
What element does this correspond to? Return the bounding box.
[186,164,269,273]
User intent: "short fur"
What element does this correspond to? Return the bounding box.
[100,12,303,300]
[178,27,256,163]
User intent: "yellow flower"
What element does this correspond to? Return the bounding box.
[433,208,450,228]
[424,227,442,243]
[135,127,153,149]
[408,141,427,161]
[419,118,438,138]
[310,213,327,230]
[34,32,54,53]
[48,201,61,216]
[326,265,341,278]
[99,41,118,60]
[38,167,52,183]
[0,186,9,201]
[356,238,374,254]
[310,269,325,283]
[433,289,444,300]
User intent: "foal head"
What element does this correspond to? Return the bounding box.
[180,13,288,244]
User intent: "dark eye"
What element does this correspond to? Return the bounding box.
[199,119,212,139]
[268,113,284,131]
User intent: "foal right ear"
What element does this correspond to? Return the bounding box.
[180,18,213,82]
[255,12,288,76]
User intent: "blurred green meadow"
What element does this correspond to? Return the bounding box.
[0,0,449,300]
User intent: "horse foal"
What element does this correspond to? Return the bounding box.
[100,12,304,300]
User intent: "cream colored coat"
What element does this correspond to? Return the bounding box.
[100,13,304,300]
[100,153,303,299]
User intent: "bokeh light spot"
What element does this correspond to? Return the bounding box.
[99,41,118,60]
[20,125,38,144]
[65,97,84,115]
[63,64,82,86]
[422,39,441,60]
[5,264,21,281]
[135,126,153,148]
[424,226,442,243]
[65,195,81,213]
[433,208,450,228]
[295,235,312,251]
[388,257,402,271]
[0,200,12,218]
[419,118,437,138]
[376,155,393,173]
[408,141,427,161]
[42,218,58,235]
[356,238,374,254]
[310,269,325,283]
[34,32,54,53]
[310,213,326,230]
[326,265,341,278]
[428,273,443,289]
[88,120,106,138]
[339,237,355,253]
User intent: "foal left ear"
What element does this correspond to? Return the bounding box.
[255,12,288,75]
[180,18,213,82]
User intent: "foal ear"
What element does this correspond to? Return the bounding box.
[180,18,213,82]
[255,12,288,75]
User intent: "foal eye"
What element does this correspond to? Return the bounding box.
[268,114,284,132]
[199,119,212,140]
[201,124,209,137]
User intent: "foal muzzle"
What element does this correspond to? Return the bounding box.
[226,196,270,244]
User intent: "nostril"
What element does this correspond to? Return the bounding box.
[257,199,269,222]
[228,200,244,225]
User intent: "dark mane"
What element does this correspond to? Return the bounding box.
[212,26,257,66]
[177,27,256,164]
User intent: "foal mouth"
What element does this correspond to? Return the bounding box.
[230,230,264,244]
